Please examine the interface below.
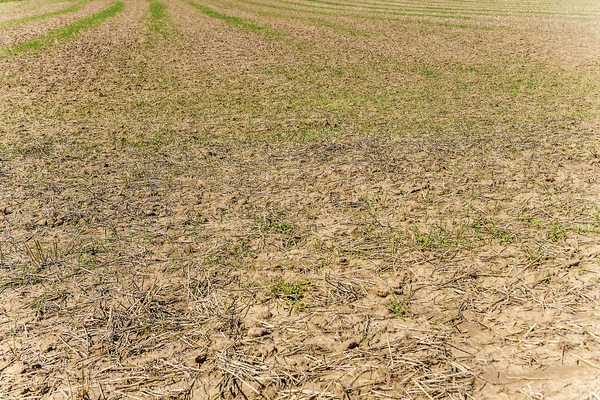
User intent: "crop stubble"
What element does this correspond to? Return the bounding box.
[0,0,599,398]
[0,0,113,47]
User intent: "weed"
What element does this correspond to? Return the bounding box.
[230,240,255,263]
[77,252,96,269]
[420,66,439,78]
[493,225,513,245]
[262,216,295,234]
[415,231,434,248]
[255,214,298,247]
[528,217,544,228]
[548,223,567,242]
[386,297,410,319]
[270,279,312,302]
[524,244,547,263]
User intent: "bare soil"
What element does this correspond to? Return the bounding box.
[1,0,599,398]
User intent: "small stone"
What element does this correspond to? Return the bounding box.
[248,327,270,337]
[344,339,359,350]
[258,311,273,320]
[195,353,208,365]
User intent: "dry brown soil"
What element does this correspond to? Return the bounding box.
[1,0,600,398]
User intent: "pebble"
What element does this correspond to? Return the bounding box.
[195,353,208,365]
[248,327,270,337]
[258,311,273,320]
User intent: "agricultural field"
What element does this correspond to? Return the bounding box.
[1,0,600,397]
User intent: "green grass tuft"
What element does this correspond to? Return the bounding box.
[271,280,311,300]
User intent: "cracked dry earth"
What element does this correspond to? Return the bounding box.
[1,0,600,398]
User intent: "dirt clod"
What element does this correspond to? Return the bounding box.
[247,327,270,338]
[195,353,208,365]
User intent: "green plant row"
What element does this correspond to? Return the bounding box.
[187,0,281,38]
[0,0,124,57]
[147,0,170,36]
[296,0,600,18]
[0,0,91,28]
[211,0,493,30]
